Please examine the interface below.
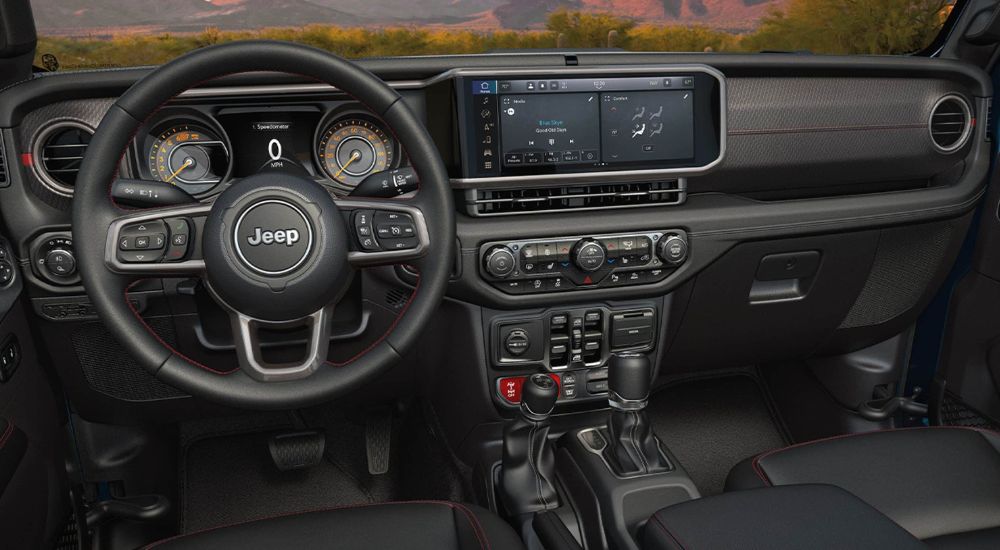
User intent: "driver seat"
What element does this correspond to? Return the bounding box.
[144,501,525,549]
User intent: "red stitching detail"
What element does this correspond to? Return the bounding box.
[0,421,14,450]
[650,511,688,550]
[142,500,486,549]
[326,275,420,367]
[750,425,1000,486]
[124,280,236,375]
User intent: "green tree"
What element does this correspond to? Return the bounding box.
[742,0,950,55]
[545,8,636,48]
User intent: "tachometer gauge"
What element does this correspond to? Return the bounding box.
[148,124,230,195]
[317,117,396,188]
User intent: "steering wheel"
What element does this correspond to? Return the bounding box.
[72,41,454,410]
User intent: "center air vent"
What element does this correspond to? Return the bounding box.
[468,180,686,216]
[929,95,973,153]
[33,121,94,196]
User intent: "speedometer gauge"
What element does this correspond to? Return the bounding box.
[148,124,230,195]
[317,117,396,188]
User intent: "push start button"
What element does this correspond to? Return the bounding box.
[505,329,530,356]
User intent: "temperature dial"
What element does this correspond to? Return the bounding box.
[572,240,606,272]
[484,246,516,278]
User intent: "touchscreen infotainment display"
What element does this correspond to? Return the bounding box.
[460,72,720,179]
[601,90,694,163]
[498,92,601,166]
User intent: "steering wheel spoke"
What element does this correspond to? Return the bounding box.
[105,202,211,276]
[338,197,431,267]
[230,304,334,382]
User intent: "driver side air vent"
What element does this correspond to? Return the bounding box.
[929,95,973,153]
[467,180,685,216]
[33,121,94,196]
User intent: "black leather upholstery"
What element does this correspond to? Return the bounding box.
[644,484,927,550]
[726,427,1000,544]
[145,501,524,549]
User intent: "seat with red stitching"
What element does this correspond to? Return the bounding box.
[724,426,1000,543]
[144,500,524,550]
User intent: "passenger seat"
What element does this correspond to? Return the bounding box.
[725,427,1000,548]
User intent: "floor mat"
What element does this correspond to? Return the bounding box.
[180,402,465,533]
[646,373,789,496]
[181,430,371,532]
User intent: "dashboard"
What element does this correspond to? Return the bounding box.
[0,51,991,417]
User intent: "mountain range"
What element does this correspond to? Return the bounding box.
[31,0,789,35]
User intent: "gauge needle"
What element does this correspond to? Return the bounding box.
[164,157,194,184]
[335,151,362,179]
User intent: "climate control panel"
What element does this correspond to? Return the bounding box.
[480,230,688,294]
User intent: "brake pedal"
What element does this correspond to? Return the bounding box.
[268,431,326,471]
[366,411,393,475]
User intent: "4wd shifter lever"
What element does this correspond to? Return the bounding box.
[500,374,560,515]
[606,353,670,475]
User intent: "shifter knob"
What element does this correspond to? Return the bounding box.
[608,353,652,406]
[521,374,558,420]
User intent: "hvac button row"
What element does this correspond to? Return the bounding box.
[117,218,191,263]
[493,268,670,294]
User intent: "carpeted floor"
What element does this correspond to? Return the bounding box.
[646,373,790,496]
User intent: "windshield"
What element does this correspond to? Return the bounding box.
[31,0,955,71]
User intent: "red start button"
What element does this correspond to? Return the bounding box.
[497,374,560,404]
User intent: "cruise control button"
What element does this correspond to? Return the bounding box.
[381,237,419,250]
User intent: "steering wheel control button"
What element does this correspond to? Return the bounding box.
[163,218,191,262]
[484,246,516,278]
[233,199,314,276]
[0,261,13,286]
[372,211,419,250]
[117,220,169,263]
[353,209,379,251]
[658,234,689,266]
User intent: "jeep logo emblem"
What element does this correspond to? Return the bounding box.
[246,227,300,247]
[233,199,313,276]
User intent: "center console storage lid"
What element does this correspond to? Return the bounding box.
[644,484,927,550]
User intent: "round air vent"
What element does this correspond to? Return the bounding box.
[33,120,94,196]
[929,95,973,153]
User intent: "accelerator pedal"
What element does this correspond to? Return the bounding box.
[365,410,393,475]
[268,431,326,471]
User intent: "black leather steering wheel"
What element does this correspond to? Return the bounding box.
[72,41,454,410]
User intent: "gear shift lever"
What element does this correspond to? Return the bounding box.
[606,353,670,475]
[500,374,560,515]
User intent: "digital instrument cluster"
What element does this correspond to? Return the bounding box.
[134,108,401,196]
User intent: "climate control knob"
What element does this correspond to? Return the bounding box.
[572,239,606,272]
[657,234,689,266]
[484,246,517,278]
